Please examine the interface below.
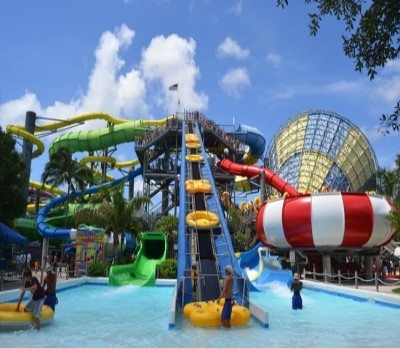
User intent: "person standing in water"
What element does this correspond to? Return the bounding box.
[290,273,303,310]
[216,265,234,328]
[43,264,58,312]
[16,269,46,330]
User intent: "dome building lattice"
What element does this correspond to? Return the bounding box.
[264,110,378,194]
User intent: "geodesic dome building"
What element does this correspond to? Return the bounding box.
[264,110,378,193]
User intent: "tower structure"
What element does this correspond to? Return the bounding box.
[265,110,378,194]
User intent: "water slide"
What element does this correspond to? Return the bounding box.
[229,124,266,165]
[177,121,248,307]
[109,231,167,286]
[218,159,396,250]
[36,167,143,240]
[23,113,171,239]
[236,243,292,291]
[7,112,173,158]
[218,158,298,196]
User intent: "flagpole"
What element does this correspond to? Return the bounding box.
[177,86,181,113]
[169,83,180,114]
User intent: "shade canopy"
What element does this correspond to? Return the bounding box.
[0,222,28,245]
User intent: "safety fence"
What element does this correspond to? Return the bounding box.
[303,269,400,292]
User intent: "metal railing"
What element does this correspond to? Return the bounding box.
[303,268,400,292]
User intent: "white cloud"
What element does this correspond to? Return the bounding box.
[1,24,148,134]
[219,68,250,98]
[266,52,281,67]
[229,1,243,16]
[321,80,366,94]
[140,33,208,112]
[383,59,400,74]
[217,37,249,60]
[0,24,208,174]
[0,93,43,130]
[368,59,400,104]
[1,25,209,135]
[82,24,148,118]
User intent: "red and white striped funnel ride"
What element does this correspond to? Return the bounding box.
[255,192,395,250]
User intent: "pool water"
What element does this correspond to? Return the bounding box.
[1,283,400,348]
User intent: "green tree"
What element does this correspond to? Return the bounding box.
[74,186,150,260]
[0,127,26,225]
[41,147,93,197]
[377,154,400,240]
[276,0,400,132]
[226,206,256,252]
[155,214,179,258]
[41,147,93,227]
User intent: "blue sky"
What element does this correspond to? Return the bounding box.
[1,0,399,185]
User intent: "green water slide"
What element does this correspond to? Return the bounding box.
[109,231,167,287]
[49,118,169,154]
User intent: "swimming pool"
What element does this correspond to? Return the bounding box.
[1,280,400,348]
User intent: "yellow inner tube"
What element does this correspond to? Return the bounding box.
[0,303,54,329]
[186,142,201,149]
[185,134,199,142]
[185,179,212,194]
[186,211,220,229]
[185,154,204,163]
[253,197,262,210]
[184,300,250,327]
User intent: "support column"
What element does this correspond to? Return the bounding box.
[322,254,332,281]
[41,238,49,283]
[365,255,374,279]
[22,111,36,213]
[128,167,134,200]
[162,184,169,215]
[260,170,266,202]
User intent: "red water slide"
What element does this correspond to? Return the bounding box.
[218,158,396,249]
[218,158,298,196]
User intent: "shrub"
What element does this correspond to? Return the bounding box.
[87,261,111,277]
[158,258,177,279]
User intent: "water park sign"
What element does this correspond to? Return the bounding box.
[76,227,105,263]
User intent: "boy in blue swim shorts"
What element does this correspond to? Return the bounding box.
[216,265,234,328]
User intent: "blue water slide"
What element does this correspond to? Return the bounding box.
[230,124,266,158]
[36,167,143,239]
[237,243,292,291]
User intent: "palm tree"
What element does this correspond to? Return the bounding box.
[42,147,93,196]
[155,214,178,258]
[74,185,151,260]
[41,147,93,227]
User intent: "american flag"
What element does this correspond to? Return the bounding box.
[168,83,178,91]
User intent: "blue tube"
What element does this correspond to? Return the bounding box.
[37,167,143,239]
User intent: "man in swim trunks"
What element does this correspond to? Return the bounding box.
[216,265,234,328]
[43,264,58,312]
[16,269,46,330]
[290,273,303,310]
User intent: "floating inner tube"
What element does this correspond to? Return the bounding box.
[186,211,220,229]
[183,300,250,327]
[185,179,212,194]
[0,303,54,331]
[253,197,262,210]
